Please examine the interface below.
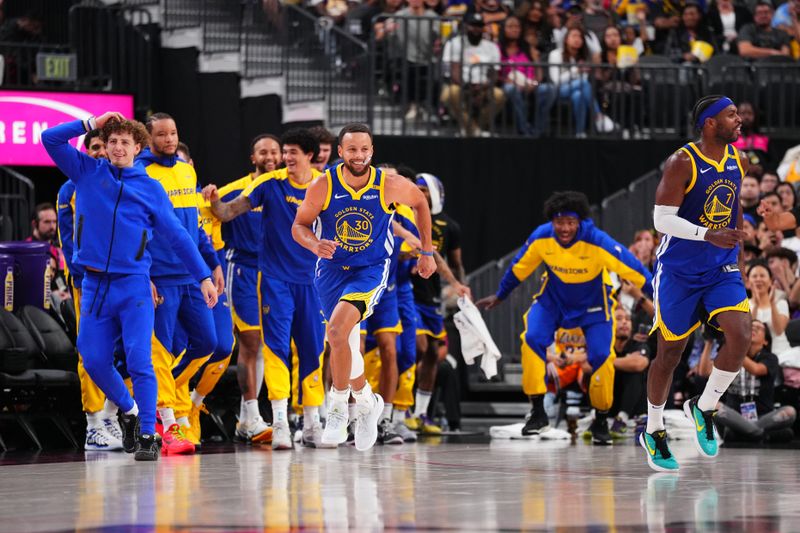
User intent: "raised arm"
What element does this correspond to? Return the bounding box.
[203,185,253,223]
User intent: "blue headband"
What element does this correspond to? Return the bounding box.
[553,211,580,220]
[695,97,734,130]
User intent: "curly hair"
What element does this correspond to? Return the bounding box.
[281,128,320,160]
[543,190,591,220]
[100,119,150,147]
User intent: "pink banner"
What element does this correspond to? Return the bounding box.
[0,90,134,166]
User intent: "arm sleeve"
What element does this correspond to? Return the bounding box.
[152,190,212,283]
[41,120,100,184]
[653,204,708,241]
[596,230,654,297]
[197,228,220,270]
[496,230,543,300]
[56,182,75,274]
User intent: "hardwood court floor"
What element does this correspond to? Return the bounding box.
[0,432,798,532]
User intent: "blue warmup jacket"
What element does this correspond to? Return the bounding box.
[137,148,219,285]
[496,218,653,325]
[42,120,211,282]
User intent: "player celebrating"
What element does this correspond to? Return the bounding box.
[477,191,652,445]
[42,112,217,462]
[645,95,750,472]
[292,123,436,451]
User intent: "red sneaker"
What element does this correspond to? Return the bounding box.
[162,423,195,456]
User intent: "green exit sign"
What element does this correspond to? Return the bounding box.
[36,53,77,81]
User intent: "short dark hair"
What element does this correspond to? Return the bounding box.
[145,112,174,133]
[692,95,726,132]
[177,141,191,160]
[281,128,319,160]
[250,133,280,154]
[83,129,102,150]
[761,191,781,204]
[753,319,773,353]
[747,259,772,278]
[744,243,762,258]
[32,202,55,223]
[308,125,336,146]
[543,191,591,220]
[395,164,417,181]
[743,174,760,184]
[766,247,798,267]
[338,123,373,146]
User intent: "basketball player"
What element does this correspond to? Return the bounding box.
[43,112,217,461]
[292,123,436,451]
[215,133,282,443]
[205,129,328,450]
[170,142,236,447]
[139,113,224,455]
[57,129,124,451]
[309,125,336,172]
[477,191,652,445]
[644,95,750,472]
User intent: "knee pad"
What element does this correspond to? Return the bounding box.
[349,324,364,379]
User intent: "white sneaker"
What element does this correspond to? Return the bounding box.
[354,393,384,451]
[238,416,273,444]
[303,421,336,448]
[394,420,418,443]
[272,421,293,450]
[85,426,123,451]
[102,417,124,444]
[321,403,349,446]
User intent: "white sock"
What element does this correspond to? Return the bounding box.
[177,416,190,428]
[271,399,288,425]
[392,407,406,424]
[239,397,247,423]
[304,406,320,425]
[125,403,139,417]
[381,403,392,421]
[352,382,376,408]
[245,399,260,423]
[159,407,176,429]
[698,366,739,411]
[330,386,350,405]
[414,390,432,417]
[190,390,205,408]
[646,400,666,433]
[101,399,118,420]
[86,411,102,429]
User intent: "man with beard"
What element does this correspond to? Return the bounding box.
[139,113,225,456]
[292,123,436,451]
[57,129,124,452]
[214,133,282,444]
[645,95,751,472]
[308,126,336,172]
[740,175,761,224]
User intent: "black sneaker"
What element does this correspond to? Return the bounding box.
[589,417,613,445]
[378,418,403,445]
[521,408,550,436]
[346,421,356,446]
[134,434,160,461]
[119,413,140,453]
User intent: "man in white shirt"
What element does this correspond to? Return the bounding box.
[440,13,505,137]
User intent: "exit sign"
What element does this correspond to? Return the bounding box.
[36,53,77,81]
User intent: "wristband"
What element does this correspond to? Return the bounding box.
[419,250,434,257]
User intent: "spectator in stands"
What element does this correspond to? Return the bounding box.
[498,15,557,136]
[372,0,404,41]
[629,229,657,271]
[761,172,779,194]
[733,102,770,175]
[345,0,382,40]
[27,202,67,300]
[393,0,441,122]
[765,247,799,307]
[308,125,336,171]
[0,9,42,43]
[748,261,792,355]
[772,0,800,42]
[547,26,601,137]
[467,0,510,40]
[741,175,762,222]
[743,214,759,246]
[309,0,349,26]
[737,1,792,58]
[663,1,718,63]
[757,217,784,250]
[597,25,644,133]
[650,0,688,55]
[582,0,616,39]
[553,8,603,59]
[709,320,796,442]
[707,0,753,54]
[621,8,652,56]
[776,182,798,212]
[425,0,446,15]
[440,13,505,136]
[610,306,650,435]
[520,0,555,55]
[744,242,762,262]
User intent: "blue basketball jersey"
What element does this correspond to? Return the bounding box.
[318,163,395,268]
[655,142,745,278]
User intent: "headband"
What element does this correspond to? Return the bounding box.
[553,211,580,220]
[695,96,734,130]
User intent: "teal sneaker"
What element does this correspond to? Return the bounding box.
[683,396,719,458]
[639,430,680,472]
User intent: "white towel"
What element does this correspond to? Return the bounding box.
[453,296,501,379]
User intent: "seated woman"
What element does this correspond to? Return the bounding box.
[704,320,796,442]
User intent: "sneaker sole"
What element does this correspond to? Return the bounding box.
[381,435,404,445]
[521,424,550,436]
[639,434,679,472]
[592,437,613,446]
[85,443,124,452]
[355,395,384,451]
[682,401,719,458]
[251,428,274,445]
